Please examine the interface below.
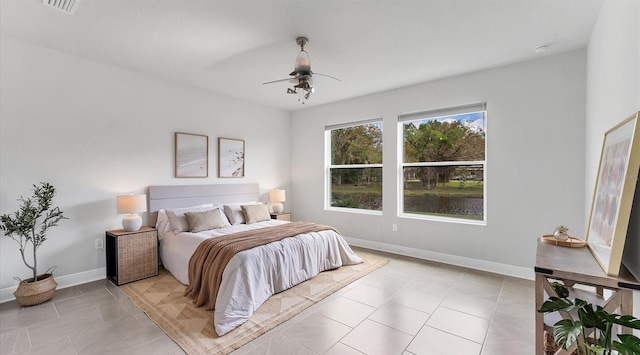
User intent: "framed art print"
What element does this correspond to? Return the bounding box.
[218,137,245,178]
[175,132,208,178]
[586,111,640,276]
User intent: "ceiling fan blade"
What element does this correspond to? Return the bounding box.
[262,77,293,85]
[313,72,341,82]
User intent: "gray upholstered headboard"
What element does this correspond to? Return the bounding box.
[147,183,260,226]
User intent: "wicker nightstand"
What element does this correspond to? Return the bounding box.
[106,227,158,285]
[270,212,291,221]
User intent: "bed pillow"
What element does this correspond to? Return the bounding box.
[241,204,271,224]
[212,205,232,226]
[165,204,215,233]
[155,209,172,240]
[223,202,258,225]
[184,209,225,233]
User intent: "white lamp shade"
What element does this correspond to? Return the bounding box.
[269,190,285,213]
[269,190,286,202]
[117,194,147,214]
[117,194,146,232]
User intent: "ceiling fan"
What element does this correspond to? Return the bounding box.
[263,37,340,104]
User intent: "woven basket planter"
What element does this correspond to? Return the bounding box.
[13,273,57,306]
[544,330,580,355]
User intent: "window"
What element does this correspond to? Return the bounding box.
[326,119,383,212]
[399,102,486,222]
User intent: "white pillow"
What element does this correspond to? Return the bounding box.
[155,209,172,240]
[241,204,271,224]
[223,202,259,225]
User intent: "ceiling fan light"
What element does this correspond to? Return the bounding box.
[287,88,297,94]
[295,51,311,73]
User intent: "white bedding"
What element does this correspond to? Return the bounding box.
[158,217,362,336]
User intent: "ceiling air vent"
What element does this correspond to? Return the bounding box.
[42,0,80,15]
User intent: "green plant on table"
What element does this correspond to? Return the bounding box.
[538,297,640,354]
[0,182,67,281]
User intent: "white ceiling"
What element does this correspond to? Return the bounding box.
[1,0,603,112]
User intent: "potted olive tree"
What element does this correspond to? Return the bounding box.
[0,182,67,306]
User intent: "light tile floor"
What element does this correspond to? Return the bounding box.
[0,248,538,355]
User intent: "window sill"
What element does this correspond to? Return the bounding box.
[326,207,383,216]
[399,213,486,226]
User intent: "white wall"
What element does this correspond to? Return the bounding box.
[586,0,640,197]
[291,50,587,276]
[585,0,640,322]
[0,38,291,293]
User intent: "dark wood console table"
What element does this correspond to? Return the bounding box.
[534,239,639,354]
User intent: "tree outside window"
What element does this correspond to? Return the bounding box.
[327,121,383,211]
[401,109,486,221]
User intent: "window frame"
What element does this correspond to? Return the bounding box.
[398,103,487,225]
[325,118,383,214]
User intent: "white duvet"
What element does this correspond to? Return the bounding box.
[158,218,362,336]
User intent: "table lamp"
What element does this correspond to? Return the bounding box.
[269,189,286,213]
[117,194,147,231]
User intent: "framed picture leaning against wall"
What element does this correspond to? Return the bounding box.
[586,111,640,276]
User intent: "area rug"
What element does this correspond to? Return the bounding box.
[119,253,388,355]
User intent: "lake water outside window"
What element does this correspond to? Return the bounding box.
[326,119,383,211]
[400,103,486,221]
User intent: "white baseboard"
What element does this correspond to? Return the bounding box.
[344,236,534,280]
[1,240,533,303]
[0,267,106,304]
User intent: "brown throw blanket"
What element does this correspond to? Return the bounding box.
[185,221,338,310]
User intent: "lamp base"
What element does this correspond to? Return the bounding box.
[122,214,142,232]
[272,202,283,213]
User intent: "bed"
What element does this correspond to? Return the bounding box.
[148,184,362,336]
